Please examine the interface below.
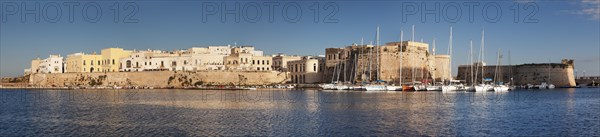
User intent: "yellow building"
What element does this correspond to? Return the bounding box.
[65,53,102,73]
[101,48,132,72]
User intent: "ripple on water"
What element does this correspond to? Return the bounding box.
[0,89,598,136]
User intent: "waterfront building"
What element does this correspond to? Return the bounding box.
[101,48,132,72]
[323,41,448,84]
[38,55,64,74]
[65,52,102,73]
[224,47,272,71]
[120,50,167,72]
[288,56,325,84]
[187,46,232,70]
[272,54,302,71]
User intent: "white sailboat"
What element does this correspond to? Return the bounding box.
[387,28,406,91]
[425,38,442,91]
[493,49,509,92]
[442,27,460,92]
[365,26,387,91]
[474,28,493,92]
[461,40,476,91]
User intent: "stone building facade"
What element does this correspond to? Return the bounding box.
[456,59,576,86]
[288,56,325,84]
[323,41,450,85]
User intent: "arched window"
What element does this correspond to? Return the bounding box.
[313,63,317,71]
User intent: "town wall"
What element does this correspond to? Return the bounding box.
[29,71,289,88]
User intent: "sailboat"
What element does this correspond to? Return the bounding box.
[365,26,387,91]
[493,49,509,92]
[463,40,476,92]
[536,60,556,89]
[426,38,442,91]
[508,50,517,90]
[386,28,405,91]
[442,27,461,92]
[320,58,338,90]
[474,28,493,92]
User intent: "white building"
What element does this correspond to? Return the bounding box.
[38,55,64,74]
[224,47,272,71]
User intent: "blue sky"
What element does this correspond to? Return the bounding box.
[1,0,599,77]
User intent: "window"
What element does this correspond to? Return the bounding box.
[91,60,94,65]
[126,60,132,68]
[83,60,86,65]
[266,60,269,65]
[172,61,177,66]
[112,59,115,65]
[314,63,317,71]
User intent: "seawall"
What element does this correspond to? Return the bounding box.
[29,71,289,88]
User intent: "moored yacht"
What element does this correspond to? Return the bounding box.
[364,85,387,91]
[426,85,442,91]
[475,84,494,92]
[493,85,509,92]
[386,85,403,91]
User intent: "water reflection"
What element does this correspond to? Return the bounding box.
[0,89,598,136]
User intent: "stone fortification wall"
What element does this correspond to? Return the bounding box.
[457,61,576,86]
[29,71,289,88]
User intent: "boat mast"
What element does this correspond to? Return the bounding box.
[400,29,404,85]
[369,41,373,82]
[331,53,338,83]
[376,26,380,81]
[470,40,473,86]
[494,49,500,85]
[336,55,341,83]
[480,28,485,85]
[509,50,513,86]
[432,38,436,85]
[548,59,551,84]
[412,25,416,84]
[448,26,453,83]
[353,52,358,84]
